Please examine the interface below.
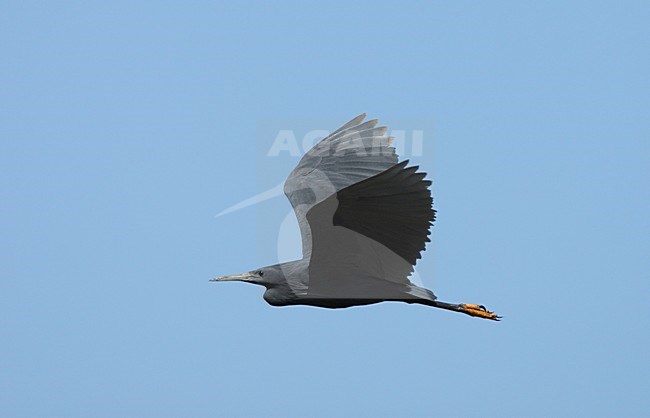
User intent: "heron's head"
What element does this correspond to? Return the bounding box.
[210,264,284,288]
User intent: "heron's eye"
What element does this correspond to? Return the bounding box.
[257,270,264,277]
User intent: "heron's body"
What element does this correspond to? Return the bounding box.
[213,114,500,320]
[261,259,434,309]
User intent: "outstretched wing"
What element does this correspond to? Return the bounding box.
[305,161,435,298]
[284,114,398,258]
[283,114,435,299]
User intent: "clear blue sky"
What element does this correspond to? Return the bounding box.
[2,1,649,417]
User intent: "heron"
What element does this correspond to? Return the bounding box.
[212,114,500,320]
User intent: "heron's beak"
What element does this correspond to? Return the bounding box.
[210,273,256,282]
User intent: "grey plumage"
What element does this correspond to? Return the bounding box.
[212,114,500,320]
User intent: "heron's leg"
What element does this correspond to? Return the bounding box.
[424,300,501,321]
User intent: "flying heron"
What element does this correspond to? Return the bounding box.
[212,114,500,320]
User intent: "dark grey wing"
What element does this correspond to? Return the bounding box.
[304,161,435,299]
[284,114,398,259]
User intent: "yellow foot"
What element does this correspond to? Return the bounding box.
[460,304,501,321]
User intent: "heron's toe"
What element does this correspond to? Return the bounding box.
[460,303,501,321]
